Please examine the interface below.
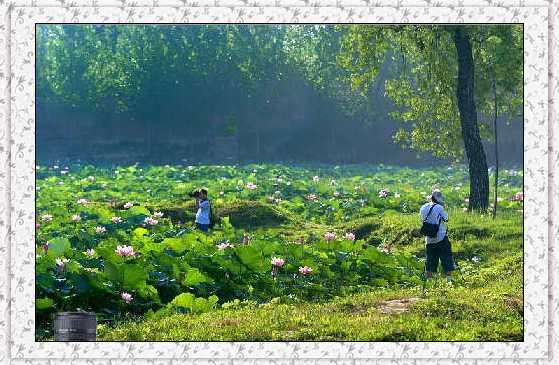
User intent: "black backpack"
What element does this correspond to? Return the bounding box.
[420,204,440,238]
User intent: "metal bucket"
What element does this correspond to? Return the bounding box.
[54,312,96,341]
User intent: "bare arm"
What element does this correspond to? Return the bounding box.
[439,206,449,222]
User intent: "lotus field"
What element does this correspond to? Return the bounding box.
[36,163,524,341]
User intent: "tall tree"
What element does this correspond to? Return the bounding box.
[453,26,489,211]
[334,25,522,211]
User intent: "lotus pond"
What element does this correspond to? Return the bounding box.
[35,163,523,340]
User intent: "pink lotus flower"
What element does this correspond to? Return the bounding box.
[36,223,41,229]
[42,242,49,253]
[85,249,95,257]
[270,257,285,267]
[40,214,53,222]
[298,266,313,275]
[312,176,320,182]
[121,292,133,304]
[153,211,164,218]
[71,214,82,222]
[324,232,336,242]
[378,188,391,198]
[307,193,318,201]
[217,241,234,251]
[115,245,136,257]
[512,192,523,202]
[123,202,134,209]
[77,198,89,205]
[246,182,257,190]
[111,216,123,224]
[144,217,158,225]
[95,226,106,234]
[380,243,393,254]
[344,232,356,241]
[55,258,68,271]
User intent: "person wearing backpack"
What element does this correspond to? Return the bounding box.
[419,190,454,283]
[191,188,213,233]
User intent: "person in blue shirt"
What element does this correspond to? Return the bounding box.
[193,188,211,233]
[419,190,454,283]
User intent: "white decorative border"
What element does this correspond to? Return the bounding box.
[0,1,555,364]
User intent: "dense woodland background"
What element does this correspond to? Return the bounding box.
[36,24,522,167]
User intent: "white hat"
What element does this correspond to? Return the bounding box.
[431,190,444,203]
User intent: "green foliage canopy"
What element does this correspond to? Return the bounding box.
[335,24,523,160]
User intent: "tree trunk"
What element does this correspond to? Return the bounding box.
[453,28,489,211]
[491,56,499,219]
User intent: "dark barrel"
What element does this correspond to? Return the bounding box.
[54,312,96,341]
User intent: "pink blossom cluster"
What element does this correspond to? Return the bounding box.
[217,241,234,251]
[512,191,524,202]
[298,266,313,275]
[111,216,123,224]
[344,232,356,241]
[378,188,391,198]
[144,217,158,225]
[246,182,258,190]
[41,214,53,222]
[324,232,337,242]
[307,193,318,201]
[55,258,68,271]
[121,292,133,303]
[270,257,285,267]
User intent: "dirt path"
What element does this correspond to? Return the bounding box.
[377,297,424,314]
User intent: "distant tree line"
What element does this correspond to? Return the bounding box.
[37,24,523,210]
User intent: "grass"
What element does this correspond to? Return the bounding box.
[98,280,522,341]
[97,209,523,341]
